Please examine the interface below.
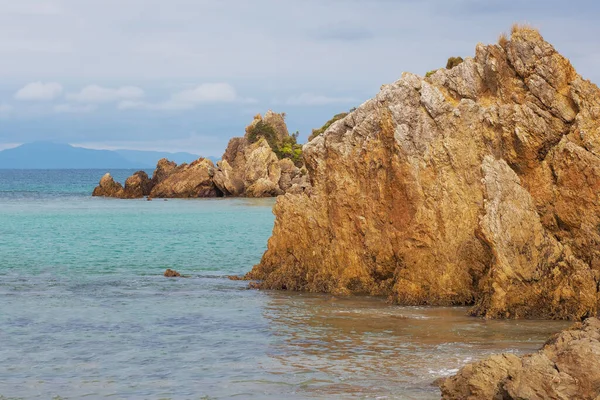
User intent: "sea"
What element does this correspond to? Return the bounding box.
[0,169,572,399]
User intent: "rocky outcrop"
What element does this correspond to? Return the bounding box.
[213,111,308,197]
[92,173,124,197]
[93,111,308,199]
[440,317,600,399]
[149,158,219,198]
[247,26,600,320]
[123,171,153,198]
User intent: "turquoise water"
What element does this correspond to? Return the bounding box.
[0,170,571,399]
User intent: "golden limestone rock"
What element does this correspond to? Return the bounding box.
[247,26,600,320]
[440,317,600,399]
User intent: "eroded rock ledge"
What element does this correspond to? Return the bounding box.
[440,317,600,399]
[247,26,600,320]
[92,111,309,199]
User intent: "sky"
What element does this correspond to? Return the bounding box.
[0,0,599,157]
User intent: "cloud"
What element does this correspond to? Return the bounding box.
[67,85,145,103]
[284,93,358,106]
[118,83,256,111]
[53,103,97,113]
[14,82,63,101]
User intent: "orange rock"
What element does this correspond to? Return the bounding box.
[164,269,181,278]
[248,26,600,320]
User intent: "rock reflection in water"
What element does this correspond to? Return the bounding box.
[258,292,571,399]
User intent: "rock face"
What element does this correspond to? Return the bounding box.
[123,171,153,198]
[149,158,220,198]
[213,111,308,197]
[247,27,600,320]
[440,317,600,399]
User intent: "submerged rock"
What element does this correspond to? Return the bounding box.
[440,317,600,399]
[247,26,600,320]
[164,269,181,277]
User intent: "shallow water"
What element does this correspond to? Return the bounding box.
[0,170,571,399]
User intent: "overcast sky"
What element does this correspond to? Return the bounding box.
[0,0,598,156]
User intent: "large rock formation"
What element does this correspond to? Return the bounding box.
[213,111,308,197]
[440,317,600,399]
[93,111,308,199]
[247,26,600,320]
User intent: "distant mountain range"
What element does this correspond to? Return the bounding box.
[0,142,218,169]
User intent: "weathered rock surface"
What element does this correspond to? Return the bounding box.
[122,171,152,198]
[440,317,600,399]
[213,112,308,197]
[247,27,600,319]
[150,158,220,198]
[92,173,124,197]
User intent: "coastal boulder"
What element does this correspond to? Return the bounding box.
[122,171,153,199]
[92,173,124,197]
[150,158,221,198]
[247,26,600,319]
[440,318,600,399]
[151,158,177,187]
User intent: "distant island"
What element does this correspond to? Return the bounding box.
[0,142,215,169]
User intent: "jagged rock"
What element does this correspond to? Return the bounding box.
[92,173,124,197]
[213,159,245,196]
[216,134,283,197]
[151,158,177,187]
[150,158,221,198]
[121,171,152,199]
[246,110,290,144]
[91,111,305,199]
[440,317,600,399]
[164,269,181,277]
[247,27,600,319]
[246,178,282,197]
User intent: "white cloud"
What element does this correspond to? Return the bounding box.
[284,93,358,106]
[53,103,97,113]
[118,83,256,111]
[14,82,63,101]
[172,83,238,103]
[67,85,145,103]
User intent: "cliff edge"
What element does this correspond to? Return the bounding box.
[247,26,600,320]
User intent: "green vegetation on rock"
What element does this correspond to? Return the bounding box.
[446,56,464,69]
[308,110,354,142]
[247,120,303,166]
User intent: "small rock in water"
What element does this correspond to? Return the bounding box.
[164,269,181,277]
[146,197,152,201]
[227,275,245,281]
[247,281,261,289]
